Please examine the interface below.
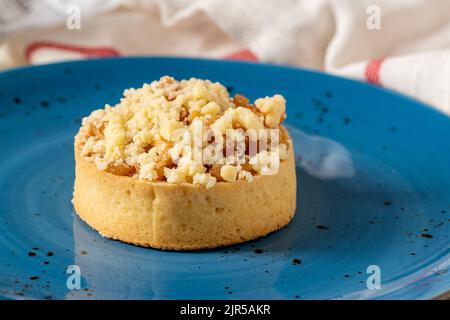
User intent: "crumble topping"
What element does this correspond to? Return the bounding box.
[75,76,290,188]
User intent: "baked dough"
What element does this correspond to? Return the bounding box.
[72,76,297,250]
[73,136,296,250]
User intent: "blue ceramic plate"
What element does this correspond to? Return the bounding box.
[0,57,449,300]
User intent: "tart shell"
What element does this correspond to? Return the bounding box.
[72,134,297,250]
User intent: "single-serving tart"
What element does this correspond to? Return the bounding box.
[73,76,296,250]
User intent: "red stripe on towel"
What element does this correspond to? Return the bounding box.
[224,49,258,62]
[364,58,384,85]
[25,41,121,61]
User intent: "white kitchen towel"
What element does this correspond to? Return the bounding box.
[0,0,449,113]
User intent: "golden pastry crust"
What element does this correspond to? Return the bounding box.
[72,135,296,250]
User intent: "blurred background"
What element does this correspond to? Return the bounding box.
[0,0,449,113]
